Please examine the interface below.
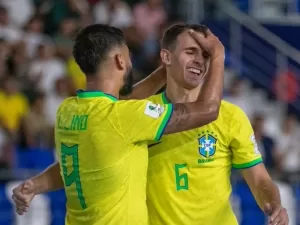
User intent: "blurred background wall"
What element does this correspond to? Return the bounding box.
[0,0,300,224]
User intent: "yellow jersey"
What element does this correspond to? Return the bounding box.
[66,57,86,90]
[146,92,262,225]
[55,90,173,225]
[0,91,28,132]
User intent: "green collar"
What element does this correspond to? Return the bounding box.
[161,91,170,104]
[77,90,118,102]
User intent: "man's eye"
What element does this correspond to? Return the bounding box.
[186,51,194,55]
[203,51,209,58]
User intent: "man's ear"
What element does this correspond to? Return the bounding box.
[115,54,125,70]
[160,49,171,66]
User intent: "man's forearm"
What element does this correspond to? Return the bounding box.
[121,66,166,100]
[250,179,281,211]
[197,58,224,104]
[32,162,64,194]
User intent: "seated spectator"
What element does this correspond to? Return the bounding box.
[93,0,145,70]
[0,0,34,27]
[275,114,300,183]
[133,0,166,40]
[93,0,133,29]
[23,16,52,58]
[252,114,278,173]
[66,57,86,90]
[19,92,53,150]
[27,43,66,94]
[43,0,88,35]
[224,77,254,119]
[53,18,77,59]
[45,78,70,126]
[0,38,10,78]
[6,41,29,82]
[0,76,28,135]
[0,6,22,44]
[0,134,14,182]
[132,0,167,70]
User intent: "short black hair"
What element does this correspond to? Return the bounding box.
[161,23,207,50]
[73,24,126,75]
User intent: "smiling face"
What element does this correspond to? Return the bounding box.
[161,30,210,89]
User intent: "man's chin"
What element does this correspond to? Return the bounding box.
[183,78,204,90]
[119,85,133,96]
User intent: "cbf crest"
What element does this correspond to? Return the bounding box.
[198,131,218,158]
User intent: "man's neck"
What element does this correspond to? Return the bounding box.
[165,80,201,104]
[86,76,120,99]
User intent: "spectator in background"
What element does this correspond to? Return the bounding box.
[0,127,10,169]
[252,114,278,173]
[0,38,9,77]
[0,0,34,28]
[93,0,148,73]
[0,6,22,44]
[87,0,101,5]
[28,43,65,94]
[133,0,167,71]
[0,76,28,135]
[276,114,300,183]
[23,16,52,59]
[224,76,254,119]
[93,0,133,28]
[0,136,14,181]
[133,0,166,39]
[6,41,29,81]
[44,0,89,35]
[19,92,53,150]
[45,78,70,126]
[54,18,77,59]
[66,57,86,90]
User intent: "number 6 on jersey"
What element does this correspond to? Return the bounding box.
[175,164,189,191]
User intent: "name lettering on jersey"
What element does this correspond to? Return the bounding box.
[198,131,217,164]
[57,115,88,131]
[144,101,164,118]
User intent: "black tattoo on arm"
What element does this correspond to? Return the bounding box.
[164,104,190,134]
[163,101,219,135]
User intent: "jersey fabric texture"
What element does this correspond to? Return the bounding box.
[55,90,173,225]
[146,92,262,225]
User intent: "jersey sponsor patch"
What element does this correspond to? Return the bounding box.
[250,134,260,155]
[144,101,165,118]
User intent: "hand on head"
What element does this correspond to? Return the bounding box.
[188,28,225,61]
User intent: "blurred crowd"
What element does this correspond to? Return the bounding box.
[0,0,299,188]
[0,0,181,176]
[224,76,300,184]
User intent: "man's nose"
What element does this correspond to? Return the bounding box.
[195,52,205,63]
[193,56,204,66]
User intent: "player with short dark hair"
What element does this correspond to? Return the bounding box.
[12,23,224,225]
[146,23,288,225]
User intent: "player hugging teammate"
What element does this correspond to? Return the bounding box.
[12,23,288,225]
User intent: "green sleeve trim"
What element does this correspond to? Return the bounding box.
[232,157,263,169]
[154,104,174,141]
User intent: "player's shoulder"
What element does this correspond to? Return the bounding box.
[115,97,168,119]
[57,96,77,114]
[116,92,165,107]
[146,92,165,104]
[219,100,247,120]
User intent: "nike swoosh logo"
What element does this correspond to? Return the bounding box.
[148,142,162,148]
